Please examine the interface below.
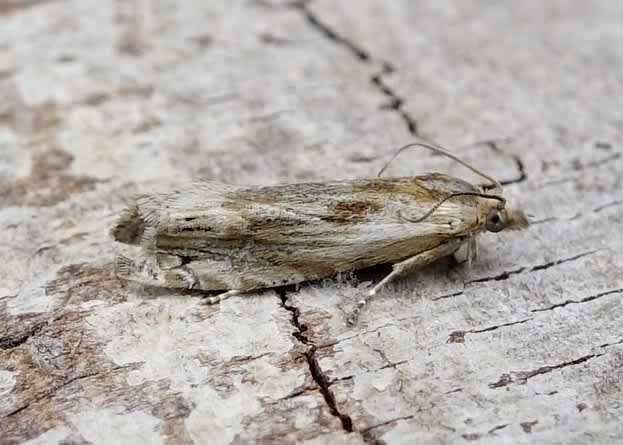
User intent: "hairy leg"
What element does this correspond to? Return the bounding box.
[347,239,464,325]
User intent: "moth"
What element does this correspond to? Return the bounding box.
[111,143,528,325]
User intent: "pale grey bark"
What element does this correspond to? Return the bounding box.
[1,1,621,444]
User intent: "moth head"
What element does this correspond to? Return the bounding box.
[378,141,530,233]
[484,203,529,233]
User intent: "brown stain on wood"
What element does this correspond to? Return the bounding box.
[0,315,45,351]
[116,0,143,56]
[0,0,54,15]
[31,147,72,175]
[0,88,98,207]
[447,330,466,343]
[117,82,154,98]
[133,114,162,133]
[520,420,538,433]
[45,263,126,305]
[0,148,98,207]
[2,263,196,444]
[0,93,60,134]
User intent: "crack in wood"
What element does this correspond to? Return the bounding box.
[291,0,425,141]
[462,423,510,441]
[0,322,46,350]
[378,359,408,370]
[593,199,623,213]
[430,290,464,301]
[370,65,423,139]
[466,249,600,285]
[530,288,622,313]
[488,353,603,388]
[484,141,527,186]
[360,414,415,434]
[370,346,406,371]
[449,289,621,343]
[531,198,622,225]
[537,152,622,188]
[444,387,463,395]
[277,290,355,434]
[330,374,354,384]
[487,423,509,434]
[316,320,400,350]
[599,338,623,348]
[594,141,612,150]
[573,152,622,170]
[291,1,369,61]
[488,339,622,389]
[277,385,316,400]
[227,352,274,364]
[290,2,529,187]
[447,317,533,343]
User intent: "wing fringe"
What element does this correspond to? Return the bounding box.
[110,202,146,245]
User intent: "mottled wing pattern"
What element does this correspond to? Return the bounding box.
[156,174,480,242]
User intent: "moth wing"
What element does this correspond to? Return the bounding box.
[150,176,482,269]
[113,176,483,289]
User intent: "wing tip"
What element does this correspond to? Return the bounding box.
[110,202,147,244]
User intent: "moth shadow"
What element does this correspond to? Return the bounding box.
[297,254,462,296]
[352,263,393,284]
[119,254,463,304]
[139,285,215,299]
[359,253,460,279]
[131,281,293,303]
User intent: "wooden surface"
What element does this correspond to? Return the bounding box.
[1,1,621,444]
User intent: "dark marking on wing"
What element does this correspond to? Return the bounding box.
[332,200,383,214]
[323,200,383,222]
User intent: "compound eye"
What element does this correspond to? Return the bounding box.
[486,209,507,232]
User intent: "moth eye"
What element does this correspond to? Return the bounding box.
[486,209,507,233]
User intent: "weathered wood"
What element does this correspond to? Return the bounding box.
[1,1,621,444]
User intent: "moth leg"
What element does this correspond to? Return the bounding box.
[201,289,241,305]
[467,235,478,267]
[347,239,464,326]
[116,254,200,289]
[452,235,479,266]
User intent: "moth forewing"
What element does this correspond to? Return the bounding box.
[111,143,528,325]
